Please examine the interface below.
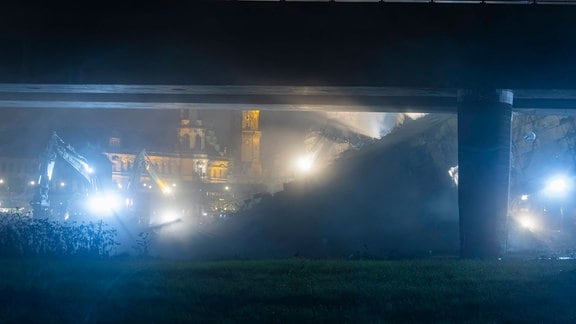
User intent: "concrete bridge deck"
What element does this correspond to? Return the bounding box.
[0,84,576,114]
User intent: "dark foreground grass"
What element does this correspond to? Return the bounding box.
[1,258,576,323]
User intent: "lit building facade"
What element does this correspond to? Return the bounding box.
[105,109,231,189]
[0,109,263,216]
[240,110,262,181]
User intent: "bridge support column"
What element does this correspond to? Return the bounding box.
[458,89,513,258]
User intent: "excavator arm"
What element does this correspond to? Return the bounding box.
[30,132,101,215]
[52,133,99,188]
[127,149,172,196]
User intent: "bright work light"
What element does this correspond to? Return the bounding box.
[517,215,538,231]
[543,175,572,198]
[296,154,314,173]
[87,191,122,215]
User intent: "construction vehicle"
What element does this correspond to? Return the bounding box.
[127,150,173,196]
[125,149,181,227]
[30,132,119,219]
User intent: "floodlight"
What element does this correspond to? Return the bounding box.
[517,214,538,231]
[296,155,314,173]
[87,191,122,215]
[543,175,572,198]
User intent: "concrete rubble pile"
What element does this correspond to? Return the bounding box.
[155,113,576,259]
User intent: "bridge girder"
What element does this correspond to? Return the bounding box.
[1,84,576,114]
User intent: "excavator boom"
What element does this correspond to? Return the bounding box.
[30,132,102,216]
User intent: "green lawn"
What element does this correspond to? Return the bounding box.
[1,258,575,323]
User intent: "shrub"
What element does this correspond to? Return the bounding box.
[0,213,119,258]
[133,231,152,258]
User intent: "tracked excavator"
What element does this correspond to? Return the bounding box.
[125,149,181,228]
[30,132,119,219]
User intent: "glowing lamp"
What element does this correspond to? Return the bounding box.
[518,215,537,231]
[543,175,571,198]
[87,192,122,215]
[296,155,314,173]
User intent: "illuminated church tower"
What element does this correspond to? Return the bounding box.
[241,110,262,180]
[178,109,205,152]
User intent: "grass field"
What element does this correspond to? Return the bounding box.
[1,257,576,323]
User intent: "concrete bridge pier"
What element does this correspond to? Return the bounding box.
[458,89,513,258]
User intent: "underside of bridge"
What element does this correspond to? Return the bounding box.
[2,2,576,258]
